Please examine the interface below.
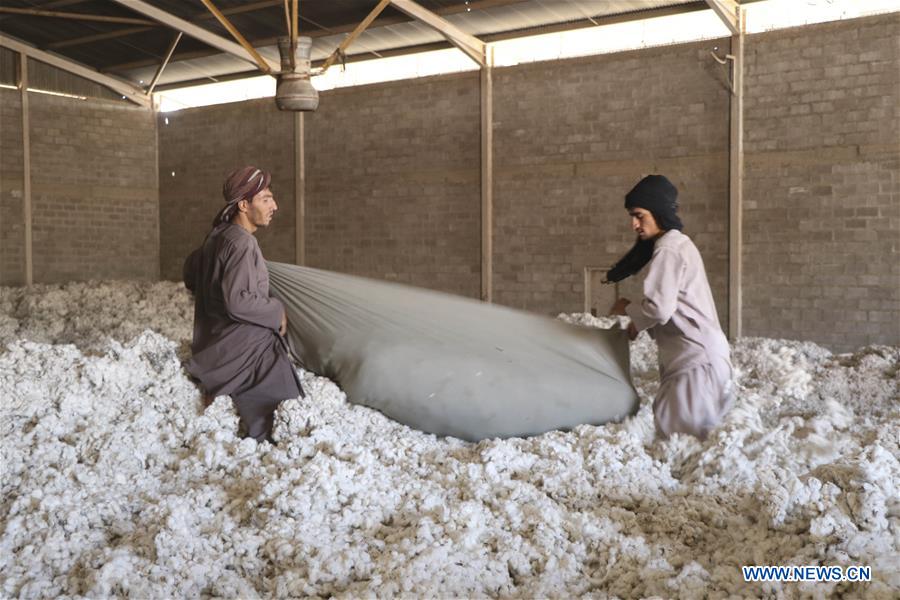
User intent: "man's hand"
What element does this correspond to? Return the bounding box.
[279,311,287,336]
[609,297,631,316]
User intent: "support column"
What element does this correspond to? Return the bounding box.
[728,22,744,339]
[294,111,305,266]
[480,47,493,302]
[19,52,33,286]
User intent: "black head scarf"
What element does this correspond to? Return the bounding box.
[606,175,683,283]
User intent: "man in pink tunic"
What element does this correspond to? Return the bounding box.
[183,166,303,442]
[608,175,733,439]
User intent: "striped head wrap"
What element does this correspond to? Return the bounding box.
[213,166,272,226]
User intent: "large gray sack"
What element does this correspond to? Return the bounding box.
[268,262,639,441]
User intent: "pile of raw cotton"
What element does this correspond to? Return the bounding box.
[1,281,897,598]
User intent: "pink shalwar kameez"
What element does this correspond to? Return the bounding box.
[625,230,734,438]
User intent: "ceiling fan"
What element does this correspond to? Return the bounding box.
[274,0,318,111]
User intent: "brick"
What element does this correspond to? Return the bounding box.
[155,15,900,352]
[742,15,899,351]
[1,91,157,284]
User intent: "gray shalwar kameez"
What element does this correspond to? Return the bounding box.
[625,230,733,438]
[184,222,302,441]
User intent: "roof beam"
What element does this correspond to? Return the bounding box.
[102,0,516,73]
[0,7,157,26]
[49,0,282,50]
[150,1,707,91]
[36,0,89,7]
[49,26,150,50]
[389,0,485,66]
[0,33,150,107]
[291,0,299,60]
[0,0,87,22]
[147,32,181,95]
[110,0,278,73]
[705,0,741,35]
[321,0,392,73]
[198,0,272,73]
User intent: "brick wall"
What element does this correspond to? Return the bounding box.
[0,89,25,286]
[305,72,481,297]
[158,75,482,299]
[155,14,898,351]
[743,15,900,350]
[1,91,157,284]
[492,41,731,325]
[28,94,158,282]
[157,98,296,281]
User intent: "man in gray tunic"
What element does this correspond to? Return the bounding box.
[183,166,303,442]
[607,175,733,439]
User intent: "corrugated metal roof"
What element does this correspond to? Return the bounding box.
[0,0,709,92]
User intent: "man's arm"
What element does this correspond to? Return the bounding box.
[625,248,684,332]
[183,248,201,294]
[609,298,639,341]
[220,241,283,331]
